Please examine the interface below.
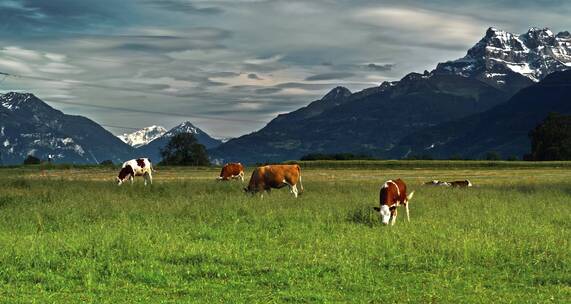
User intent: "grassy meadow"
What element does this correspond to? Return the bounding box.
[0,162,569,303]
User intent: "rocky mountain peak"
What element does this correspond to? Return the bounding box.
[522,27,556,48]
[164,121,200,137]
[118,125,167,148]
[322,86,351,101]
[1,92,39,111]
[435,26,571,86]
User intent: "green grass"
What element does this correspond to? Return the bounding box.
[0,164,569,303]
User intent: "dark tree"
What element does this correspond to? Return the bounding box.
[23,155,41,165]
[505,155,518,161]
[99,160,114,166]
[160,133,210,166]
[528,113,571,161]
[484,151,501,161]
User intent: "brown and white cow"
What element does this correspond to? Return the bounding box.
[117,158,153,186]
[449,180,473,188]
[244,164,303,198]
[373,179,414,225]
[217,163,245,181]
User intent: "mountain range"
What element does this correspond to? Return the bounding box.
[0,93,222,164]
[210,27,571,162]
[2,27,570,164]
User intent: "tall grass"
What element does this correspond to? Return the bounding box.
[0,166,569,302]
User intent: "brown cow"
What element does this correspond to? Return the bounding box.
[217,163,245,181]
[373,179,414,225]
[244,164,303,198]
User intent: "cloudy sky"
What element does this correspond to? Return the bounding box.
[0,0,569,138]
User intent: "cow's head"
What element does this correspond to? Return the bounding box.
[379,205,392,225]
[116,166,133,186]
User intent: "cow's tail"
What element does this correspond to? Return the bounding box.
[297,165,304,194]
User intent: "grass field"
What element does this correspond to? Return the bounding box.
[0,162,569,303]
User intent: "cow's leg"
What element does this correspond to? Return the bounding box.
[291,184,298,198]
[148,172,152,185]
[130,175,134,185]
[283,179,298,197]
[391,209,398,226]
[405,203,410,222]
[240,171,244,182]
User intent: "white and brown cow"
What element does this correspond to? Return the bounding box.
[217,163,245,181]
[373,179,414,226]
[244,164,303,198]
[116,158,153,186]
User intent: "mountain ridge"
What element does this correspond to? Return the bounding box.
[210,26,571,163]
[0,92,135,164]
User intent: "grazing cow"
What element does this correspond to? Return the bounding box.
[449,180,472,188]
[424,180,451,187]
[217,163,245,182]
[117,158,153,186]
[244,164,303,198]
[373,179,414,226]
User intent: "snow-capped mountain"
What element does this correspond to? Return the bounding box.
[163,121,201,137]
[0,92,135,164]
[211,26,571,163]
[118,125,167,148]
[435,27,571,87]
[136,121,222,162]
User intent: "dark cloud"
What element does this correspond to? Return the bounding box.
[142,0,223,15]
[305,72,355,81]
[0,0,132,36]
[255,87,282,94]
[248,73,263,80]
[276,82,335,90]
[365,63,395,72]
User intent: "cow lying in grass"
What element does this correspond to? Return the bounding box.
[424,179,473,188]
[374,179,414,226]
[244,164,303,198]
[450,180,472,187]
[424,180,451,187]
[217,163,245,182]
[117,158,153,186]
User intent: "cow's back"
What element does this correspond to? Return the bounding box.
[266,165,300,187]
[380,178,408,206]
